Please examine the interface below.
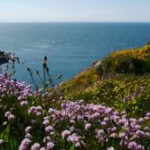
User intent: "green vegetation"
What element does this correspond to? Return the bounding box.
[60,66,100,94]
[1,44,150,149]
[60,44,150,118]
[102,44,150,74]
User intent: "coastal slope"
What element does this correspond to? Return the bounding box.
[60,44,150,117]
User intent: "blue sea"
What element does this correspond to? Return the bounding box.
[0,23,150,86]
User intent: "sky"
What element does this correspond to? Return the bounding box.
[0,0,150,22]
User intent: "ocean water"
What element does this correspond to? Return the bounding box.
[0,23,150,86]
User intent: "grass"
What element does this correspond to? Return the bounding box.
[60,66,100,96]
[62,74,150,117]
[60,44,150,118]
[1,44,150,149]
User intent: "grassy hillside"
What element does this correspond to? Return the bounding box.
[1,44,150,150]
[60,44,150,117]
[60,66,100,95]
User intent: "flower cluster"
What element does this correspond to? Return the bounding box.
[1,74,150,149]
[0,74,32,99]
[19,126,32,150]
[21,100,150,150]
[28,106,43,116]
[0,74,32,125]
[5,111,15,121]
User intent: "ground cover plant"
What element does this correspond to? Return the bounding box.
[1,74,150,150]
[61,44,150,117]
[1,44,150,149]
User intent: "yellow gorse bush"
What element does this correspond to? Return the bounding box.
[102,44,150,73]
[110,45,150,61]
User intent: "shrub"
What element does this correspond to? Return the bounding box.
[146,41,150,45]
[101,44,150,75]
[115,56,145,75]
[102,57,113,73]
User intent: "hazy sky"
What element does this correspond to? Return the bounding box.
[0,0,150,22]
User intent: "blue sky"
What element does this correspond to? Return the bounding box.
[0,0,150,22]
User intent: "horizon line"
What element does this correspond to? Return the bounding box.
[0,21,150,24]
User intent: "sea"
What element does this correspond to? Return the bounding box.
[0,23,150,87]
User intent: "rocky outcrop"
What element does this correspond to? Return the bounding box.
[0,51,10,65]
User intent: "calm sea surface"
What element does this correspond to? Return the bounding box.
[0,23,150,86]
